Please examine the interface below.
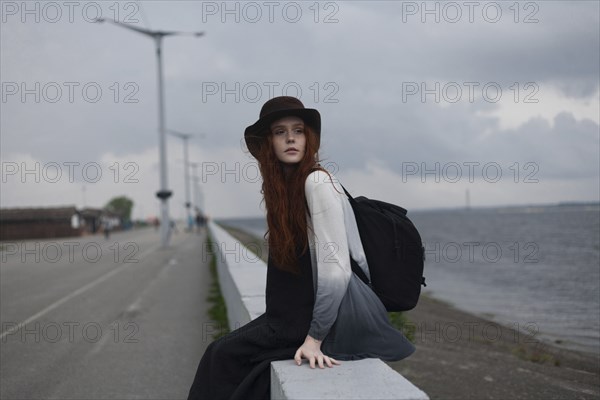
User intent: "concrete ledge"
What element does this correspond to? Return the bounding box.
[271,358,429,400]
[208,221,429,400]
[208,221,267,327]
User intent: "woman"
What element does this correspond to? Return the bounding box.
[187,96,415,400]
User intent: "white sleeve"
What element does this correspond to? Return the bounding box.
[305,171,352,341]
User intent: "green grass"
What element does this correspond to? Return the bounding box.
[511,343,560,366]
[388,311,416,343]
[205,233,230,340]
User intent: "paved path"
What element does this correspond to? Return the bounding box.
[1,227,212,399]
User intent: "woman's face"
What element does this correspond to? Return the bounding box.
[270,115,306,166]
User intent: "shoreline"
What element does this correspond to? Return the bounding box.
[218,224,600,399]
[396,294,599,399]
[418,290,599,357]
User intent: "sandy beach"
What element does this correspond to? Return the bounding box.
[219,224,600,399]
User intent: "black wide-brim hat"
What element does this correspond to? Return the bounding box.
[244,96,321,159]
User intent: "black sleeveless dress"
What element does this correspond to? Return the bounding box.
[187,242,314,400]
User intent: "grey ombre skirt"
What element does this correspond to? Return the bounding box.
[321,273,416,361]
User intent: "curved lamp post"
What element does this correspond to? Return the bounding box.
[168,130,206,231]
[96,18,204,247]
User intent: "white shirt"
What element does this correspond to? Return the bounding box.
[304,169,370,341]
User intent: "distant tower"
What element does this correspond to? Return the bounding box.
[465,188,471,210]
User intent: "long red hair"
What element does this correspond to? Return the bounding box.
[254,124,330,274]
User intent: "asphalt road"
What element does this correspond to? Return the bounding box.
[1,227,213,399]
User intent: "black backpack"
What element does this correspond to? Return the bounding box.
[340,184,426,312]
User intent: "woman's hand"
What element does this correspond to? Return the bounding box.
[294,335,341,369]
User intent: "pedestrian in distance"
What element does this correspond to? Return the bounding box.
[187,96,415,400]
[102,219,111,240]
[170,220,178,234]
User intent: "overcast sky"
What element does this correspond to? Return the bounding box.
[1,1,599,220]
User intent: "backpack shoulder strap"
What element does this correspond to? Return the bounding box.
[309,165,355,205]
[339,183,357,206]
[339,183,352,200]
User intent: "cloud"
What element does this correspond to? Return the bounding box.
[1,1,598,217]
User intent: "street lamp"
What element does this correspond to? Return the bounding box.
[168,130,205,232]
[96,18,204,247]
[189,162,202,216]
